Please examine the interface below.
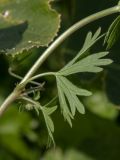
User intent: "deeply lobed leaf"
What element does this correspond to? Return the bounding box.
[65,27,103,68]
[55,28,112,127]
[56,75,92,124]
[59,52,112,76]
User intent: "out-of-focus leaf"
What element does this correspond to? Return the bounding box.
[64,149,94,160]
[0,107,38,159]
[43,148,94,160]
[53,109,120,160]
[43,148,63,160]
[0,0,60,55]
[118,1,120,6]
[84,91,118,119]
[104,15,120,49]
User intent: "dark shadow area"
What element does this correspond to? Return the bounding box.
[0,21,28,53]
[105,42,120,105]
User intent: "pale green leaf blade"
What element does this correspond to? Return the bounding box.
[82,28,101,52]
[81,27,102,53]
[58,77,77,116]
[66,93,76,116]
[104,15,120,49]
[58,76,92,96]
[82,31,92,49]
[59,52,112,76]
[56,76,73,127]
[42,110,55,144]
[64,28,103,68]
[72,94,85,114]
[58,76,90,115]
[0,0,60,55]
[46,115,54,133]
[92,27,101,40]
[43,106,57,115]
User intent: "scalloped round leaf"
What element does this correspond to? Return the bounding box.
[0,0,60,56]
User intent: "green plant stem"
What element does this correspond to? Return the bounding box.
[0,5,120,117]
[0,90,21,117]
[21,83,45,96]
[20,5,120,84]
[8,68,41,86]
[28,72,56,82]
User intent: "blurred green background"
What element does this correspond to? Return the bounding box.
[1,0,120,159]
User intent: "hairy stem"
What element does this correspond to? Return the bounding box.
[0,5,120,116]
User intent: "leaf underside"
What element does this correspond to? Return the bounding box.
[0,0,60,56]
